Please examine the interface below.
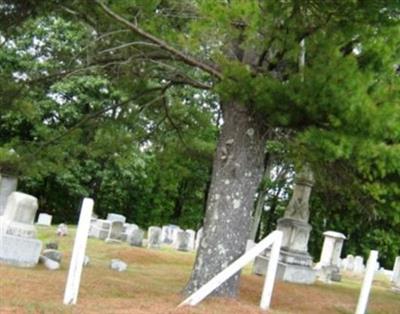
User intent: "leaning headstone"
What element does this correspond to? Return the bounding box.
[43,249,62,263]
[186,229,196,251]
[345,255,355,272]
[89,219,111,240]
[176,231,190,252]
[147,226,162,249]
[0,192,42,267]
[195,227,203,250]
[105,221,124,243]
[37,213,52,226]
[63,198,94,305]
[110,259,127,272]
[106,213,126,223]
[128,229,144,247]
[316,231,346,282]
[57,223,69,236]
[354,256,365,273]
[0,173,18,216]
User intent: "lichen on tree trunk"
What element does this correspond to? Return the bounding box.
[185,101,267,297]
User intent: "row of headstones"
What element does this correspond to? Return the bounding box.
[310,230,399,288]
[88,213,203,252]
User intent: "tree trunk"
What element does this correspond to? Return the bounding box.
[185,101,267,297]
[249,154,274,241]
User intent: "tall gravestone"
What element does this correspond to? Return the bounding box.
[253,167,316,284]
[0,173,18,216]
[0,192,42,267]
[316,231,346,282]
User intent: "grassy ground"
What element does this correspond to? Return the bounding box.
[0,226,399,314]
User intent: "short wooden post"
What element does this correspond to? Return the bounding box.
[63,198,94,305]
[179,230,282,309]
[355,250,378,314]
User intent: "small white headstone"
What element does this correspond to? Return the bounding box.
[186,229,196,251]
[176,231,191,252]
[37,213,52,226]
[354,256,365,273]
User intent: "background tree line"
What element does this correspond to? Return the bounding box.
[0,1,399,271]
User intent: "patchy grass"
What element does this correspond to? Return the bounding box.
[0,226,399,313]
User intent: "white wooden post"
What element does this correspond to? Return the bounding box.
[260,230,282,310]
[179,230,282,310]
[63,198,94,305]
[355,250,378,314]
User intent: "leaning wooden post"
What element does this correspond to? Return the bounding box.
[260,230,282,311]
[355,250,378,314]
[63,198,94,305]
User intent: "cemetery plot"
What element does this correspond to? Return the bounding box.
[0,226,399,314]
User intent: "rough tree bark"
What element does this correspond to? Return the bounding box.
[185,101,267,297]
[249,154,274,241]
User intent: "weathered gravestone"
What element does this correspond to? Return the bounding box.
[176,231,191,252]
[186,229,196,251]
[345,254,355,272]
[147,226,162,249]
[128,228,144,247]
[316,231,346,282]
[253,167,316,284]
[37,213,52,226]
[0,173,18,216]
[121,223,138,242]
[161,224,181,244]
[0,192,42,267]
[105,221,124,243]
[89,219,111,240]
[106,213,126,223]
[354,256,365,273]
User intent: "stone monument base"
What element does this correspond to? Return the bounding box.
[316,265,341,282]
[253,255,316,284]
[0,234,42,267]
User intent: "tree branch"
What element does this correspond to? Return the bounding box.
[95,0,222,80]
